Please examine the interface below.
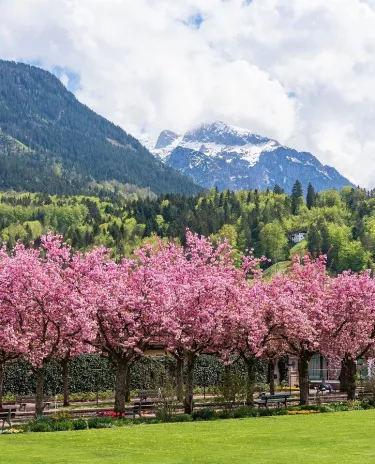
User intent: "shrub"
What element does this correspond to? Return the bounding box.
[232,406,258,418]
[29,422,52,433]
[26,421,52,433]
[52,420,74,432]
[69,392,96,402]
[217,370,247,407]
[216,410,231,419]
[88,416,113,429]
[254,383,270,394]
[362,378,375,402]
[25,415,53,432]
[73,419,88,430]
[97,390,114,400]
[299,405,321,411]
[168,414,192,423]
[51,410,72,421]
[2,392,16,404]
[192,408,217,421]
[258,408,287,417]
[34,415,53,424]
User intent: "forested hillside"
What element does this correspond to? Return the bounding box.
[0,182,374,274]
[0,60,201,195]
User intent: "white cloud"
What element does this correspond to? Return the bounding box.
[1,0,375,186]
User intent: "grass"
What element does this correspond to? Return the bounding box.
[289,239,308,258]
[2,409,375,463]
[263,261,290,280]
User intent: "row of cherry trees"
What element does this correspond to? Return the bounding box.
[1,232,375,415]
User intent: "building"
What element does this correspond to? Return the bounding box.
[289,231,307,243]
[288,354,370,390]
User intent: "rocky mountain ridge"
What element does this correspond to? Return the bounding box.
[140,121,353,192]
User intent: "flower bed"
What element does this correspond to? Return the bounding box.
[0,428,24,434]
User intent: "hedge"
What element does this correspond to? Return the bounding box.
[3,354,267,396]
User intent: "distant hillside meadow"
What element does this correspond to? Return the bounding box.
[0,182,373,275]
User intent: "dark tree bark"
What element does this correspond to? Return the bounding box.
[341,355,357,401]
[62,358,70,407]
[184,353,196,414]
[35,366,45,417]
[0,365,4,409]
[339,358,348,393]
[125,367,131,403]
[298,352,311,405]
[268,360,275,395]
[114,358,129,414]
[176,357,184,402]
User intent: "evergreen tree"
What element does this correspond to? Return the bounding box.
[306,183,316,210]
[273,184,284,195]
[291,180,303,215]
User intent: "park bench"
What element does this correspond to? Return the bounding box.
[253,393,290,408]
[16,396,34,411]
[0,408,17,427]
[137,390,161,401]
[132,390,162,417]
[16,396,53,411]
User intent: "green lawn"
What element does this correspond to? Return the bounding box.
[2,410,375,463]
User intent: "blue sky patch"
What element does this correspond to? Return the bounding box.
[183,12,204,29]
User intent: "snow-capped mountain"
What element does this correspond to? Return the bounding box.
[140,121,353,192]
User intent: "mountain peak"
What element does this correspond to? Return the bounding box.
[183,120,271,146]
[142,121,353,193]
[155,129,180,149]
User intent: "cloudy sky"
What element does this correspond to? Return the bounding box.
[1,0,375,187]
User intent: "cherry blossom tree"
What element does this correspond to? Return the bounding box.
[217,265,269,404]
[80,244,170,414]
[1,234,93,415]
[264,255,331,405]
[326,271,375,400]
[0,245,29,408]
[158,232,262,413]
[42,235,97,407]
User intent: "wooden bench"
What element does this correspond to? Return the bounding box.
[16,396,53,411]
[0,408,17,427]
[16,396,34,411]
[137,390,161,401]
[254,393,290,408]
[132,390,161,417]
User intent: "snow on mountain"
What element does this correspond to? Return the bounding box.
[139,121,353,192]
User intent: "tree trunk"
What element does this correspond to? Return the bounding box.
[114,359,128,414]
[343,355,357,401]
[339,358,348,393]
[62,358,70,407]
[244,357,256,405]
[35,366,45,417]
[176,357,184,402]
[298,353,310,405]
[125,366,131,403]
[278,357,288,384]
[184,353,195,414]
[0,364,4,409]
[268,360,275,395]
